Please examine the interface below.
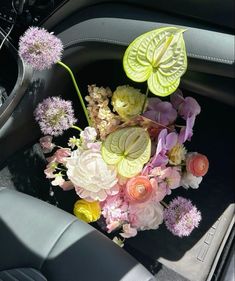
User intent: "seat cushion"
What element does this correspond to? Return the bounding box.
[0,268,47,281]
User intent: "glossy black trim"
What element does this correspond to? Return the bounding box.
[0,31,33,129]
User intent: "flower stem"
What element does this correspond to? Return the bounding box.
[57,61,91,126]
[161,201,169,208]
[141,85,149,114]
[71,125,83,132]
[175,124,184,128]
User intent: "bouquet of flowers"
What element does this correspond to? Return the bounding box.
[19,26,209,246]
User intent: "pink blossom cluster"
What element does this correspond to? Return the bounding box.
[98,90,208,238]
[36,88,209,241]
[19,26,208,243]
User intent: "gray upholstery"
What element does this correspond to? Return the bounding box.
[0,268,47,281]
[0,188,154,281]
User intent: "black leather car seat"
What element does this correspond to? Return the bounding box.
[0,268,47,281]
[0,188,154,281]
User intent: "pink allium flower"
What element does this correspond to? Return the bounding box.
[34,97,77,136]
[186,152,209,177]
[19,27,63,70]
[39,135,55,153]
[120,224,137,238]
[129,201,163,231]
[164,196,201,237]
[101,192,129,233]
[143,98,177,126]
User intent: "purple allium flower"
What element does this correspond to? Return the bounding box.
[19,27,63,70]
[34,97,77,136]
[163,196,201,237]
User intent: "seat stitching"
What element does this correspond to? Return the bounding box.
[15,269,35,281]
[28,269,47,281]
[2,271,19,281]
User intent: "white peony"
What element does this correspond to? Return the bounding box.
[181,172,202,189]
[129,201,164,231]
[66,149,118,201]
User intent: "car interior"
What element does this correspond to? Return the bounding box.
[0,0,234,281]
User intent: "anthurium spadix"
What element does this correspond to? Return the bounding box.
[123,27,187,97]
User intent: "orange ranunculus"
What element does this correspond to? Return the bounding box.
[186,153,209,177]
[125,176,152,203]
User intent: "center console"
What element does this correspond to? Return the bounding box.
[0,0,68,42]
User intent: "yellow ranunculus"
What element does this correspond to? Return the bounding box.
[112,85,146,120]
[73,199,101,223]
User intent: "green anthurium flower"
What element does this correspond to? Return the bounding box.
[123,27,187,97]
[102,127,151,178]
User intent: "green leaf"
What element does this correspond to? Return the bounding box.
[123,27,187,97]
[102,127,151,178]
